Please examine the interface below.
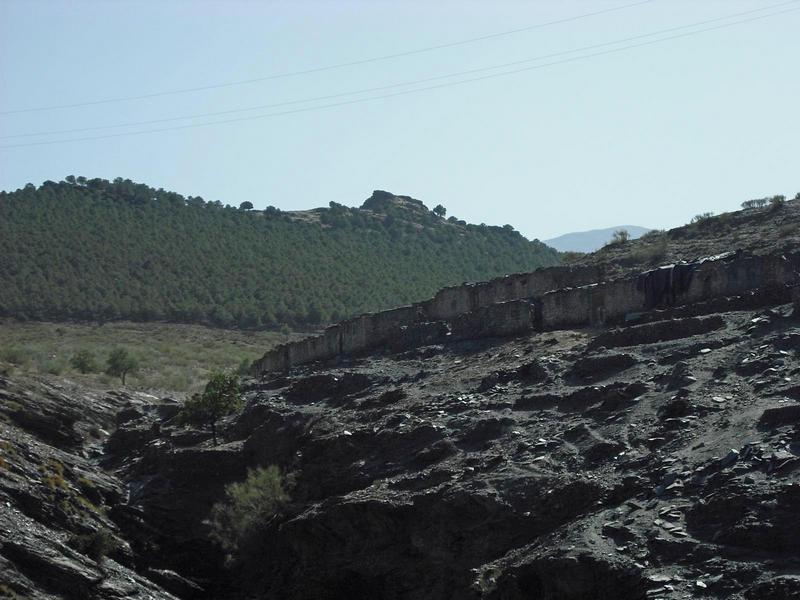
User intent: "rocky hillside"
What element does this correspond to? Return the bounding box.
[1,273,798,598]
[230,299,800,599]
[0,375,192,599]
[577,198,800,277]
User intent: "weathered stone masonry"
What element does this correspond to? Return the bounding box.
[251,265,603,375]
[251,251,800,377]
[539,251,799,329]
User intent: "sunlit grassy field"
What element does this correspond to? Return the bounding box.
[0,320,296,395]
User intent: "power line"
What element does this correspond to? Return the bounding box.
[0,0,657,115]
[3,0,796,141]
[2,6,796,150]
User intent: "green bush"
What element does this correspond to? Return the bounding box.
[70,349,98,374]
[640,229,665,240]
[605,229,630,247]
[105,348,138,385]
[40,357,68,376]
[69,528,119,563]
[208,465,290,556]
[770,195,786,210]
[0,345,31,367]
[690,212,715,224]
[741,198,769,209]
[236,358,252,376]
[181,372,241,445]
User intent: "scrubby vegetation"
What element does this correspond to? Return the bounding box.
[741,195,787,210]
[105,348,138,385]
[612,229,630,244]
[0,178,561,329]
[560,251,586,264]
[208,465,290,558]
[626,231,669,266]
[39,459,67,491]
[68,528,120,563]
[181,372,241,445]
[0,320,289,392]
[69,349,98,374]
[571,193,799,280]
[603,229,630,248]
[690,212,715,224]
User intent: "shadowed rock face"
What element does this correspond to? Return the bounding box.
[37,292,790,600]
[0,377,183,599]
[636,263,696,308]
[588,316,726,350]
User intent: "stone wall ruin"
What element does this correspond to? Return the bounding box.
[251,251,800,377]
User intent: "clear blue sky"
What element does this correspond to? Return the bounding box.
[1,0,798,240]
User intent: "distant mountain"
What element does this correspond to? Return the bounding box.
[544,225,653,253]
[0,179,561,329]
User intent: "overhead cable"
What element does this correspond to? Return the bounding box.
[2,6,796,149]
[0,0,658,115]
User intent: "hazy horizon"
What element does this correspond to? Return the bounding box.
[2,0,798,239]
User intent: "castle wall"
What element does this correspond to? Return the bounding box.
[370,305,421,339]
[526,265,606,297]
[423,265,604,321]
[682,252,798,304]
[425,285,475,321]
[251,344,289,375]
[538,285,595,330]
[538,278,645,330]
[540,252,800,331]
[286,326,341,366]
[388,321,451,352]
[250,252,800,377]
[450,300,535,339]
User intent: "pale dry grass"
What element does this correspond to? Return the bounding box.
[0,320,297,395]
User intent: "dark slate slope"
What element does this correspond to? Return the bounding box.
[0,376,190,600]
[102,294,800,599]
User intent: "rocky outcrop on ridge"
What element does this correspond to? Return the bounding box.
[576,199,800,277]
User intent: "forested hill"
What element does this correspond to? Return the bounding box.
[0,178,561,329]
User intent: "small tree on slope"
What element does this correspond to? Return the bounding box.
[182,372,241,446]
[105,348,138,385]
[208,465,290,558]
